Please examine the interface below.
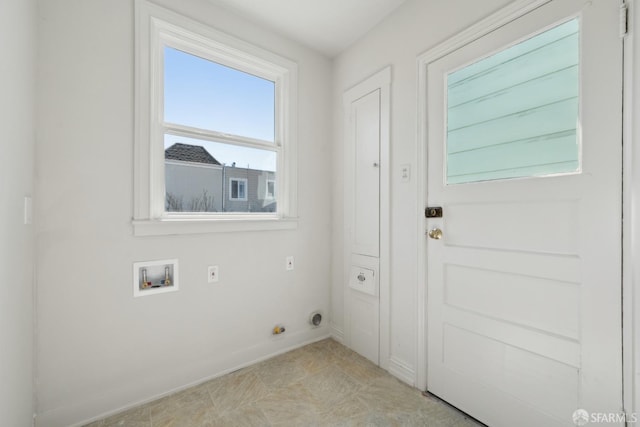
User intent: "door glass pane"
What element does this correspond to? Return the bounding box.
[446,18,580,185]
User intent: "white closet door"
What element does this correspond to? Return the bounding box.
[351,89,380,258]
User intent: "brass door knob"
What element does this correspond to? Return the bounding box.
[428,228,443,240]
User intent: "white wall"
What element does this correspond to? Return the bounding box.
[35,0,332,425]
[0,0,36,426]
[29,0,640,424]
[331,0,514,383]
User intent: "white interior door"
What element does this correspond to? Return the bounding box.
[426,1,623,426]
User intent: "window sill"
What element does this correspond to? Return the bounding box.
[132,216,298,236]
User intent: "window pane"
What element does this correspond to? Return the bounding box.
[229,179,247,201]
[231,181,239,199]
[164,135,277,213]
[164,47,275,142]
[238,181,246,199]
[267,181,275,198]
[446,19,580,185]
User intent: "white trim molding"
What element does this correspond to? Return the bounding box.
[388,357,416,387]
[329,323,345,344]
[624,0,638,418]
[132,217,297,236]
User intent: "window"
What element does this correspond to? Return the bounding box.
[229,178,247,201]
[445,18,580,185]
[134,1,298,235]
[266,180,276,199]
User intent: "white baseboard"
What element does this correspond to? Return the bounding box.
[37,328,330,427]
[388,356,416,387]
[329,323,344,343]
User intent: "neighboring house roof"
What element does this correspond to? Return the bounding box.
[165,143,221,165]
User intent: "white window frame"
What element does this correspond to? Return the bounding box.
[133,0,298,236]
[229,178,248,201]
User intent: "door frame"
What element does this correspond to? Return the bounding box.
[342,66,392,370]
[624,0,639,417]
[415,0,635,416]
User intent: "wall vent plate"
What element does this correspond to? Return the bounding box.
[309,311,323,327]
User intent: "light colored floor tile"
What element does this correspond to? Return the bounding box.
[253,355,308,389]
[255,382,320,425]
[302,364,363,407]
[102,422,151,427]
[357,375,429,416]
[206,369,270,415]
[151,400,217,427]
[217,404,271,427]
[334,353,387,385]
[86,339,479,427]
[100,405,151,427]
[317,395,370,423]
[352,412,406,427]
[147,388,211,421]
[294,346,340,375]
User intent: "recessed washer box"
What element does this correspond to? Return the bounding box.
[133,259,179,297]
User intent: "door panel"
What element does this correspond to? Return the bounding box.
[426,1,622,426]
[444,199,579,253]
[444,264,580,339]
[352,90,380,258]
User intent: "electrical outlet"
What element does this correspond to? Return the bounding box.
[208,266,219,283]
[400,164,411,183]
[286,256,294,271]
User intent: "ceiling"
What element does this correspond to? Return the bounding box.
[206,0,408,57]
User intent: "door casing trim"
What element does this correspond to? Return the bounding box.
[623,0,638,418]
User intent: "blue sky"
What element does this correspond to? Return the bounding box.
[163,46,277,171]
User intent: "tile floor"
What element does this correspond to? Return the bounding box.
[85,338,481,427]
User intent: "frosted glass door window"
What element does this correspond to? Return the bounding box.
[446,19,580,184]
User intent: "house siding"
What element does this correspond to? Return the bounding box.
[223,166,276,213]
[165,161,224,212]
